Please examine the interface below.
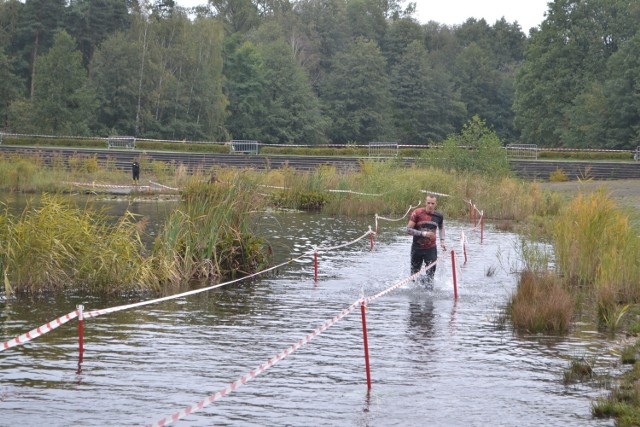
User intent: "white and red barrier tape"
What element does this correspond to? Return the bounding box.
[1,309,79,351]
[365,261,436,304]
[465,199,483,219]
[84,252,311,320]
[147,257,443,426]
[327,189,383,196]
[65,181,178,191]
[65,181,149,190]
[148,181,179,191]
[1,253,309,351]
[420,189,450,197]
[1,226,377,350]
[475,210,484,228]
[374,201,421,232]
[258,184,384,197]
[314,229,374,253]
[146,297,365,427]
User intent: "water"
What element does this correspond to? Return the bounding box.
[0,203,620,426]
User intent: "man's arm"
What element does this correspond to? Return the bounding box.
[407,220,435,239]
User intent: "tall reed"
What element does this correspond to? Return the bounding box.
[151,173,270,287]
[0,195,157,295]
[553,191,639,289]
[552,190,640,327]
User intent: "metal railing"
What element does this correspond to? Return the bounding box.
[107,136,136,150]
[368,142,398,157]
[229,140,259,154]
[505,143,538,159]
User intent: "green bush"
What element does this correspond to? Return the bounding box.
[439,116,512,178]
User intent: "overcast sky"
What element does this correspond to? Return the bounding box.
[414,0,549,32]
[175,0,550,34]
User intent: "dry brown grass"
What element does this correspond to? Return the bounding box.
[509,270,575,334]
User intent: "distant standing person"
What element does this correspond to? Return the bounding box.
[406,194,446,283]
[132,161,140,184]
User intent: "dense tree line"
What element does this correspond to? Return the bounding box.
[0,0,638,149]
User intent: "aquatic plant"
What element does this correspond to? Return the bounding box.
[553,191,640,329]
[151,174,271,287]
[593,364,640,426]
[562,356,594,385]
[0,195,157,295]
[508,270,574,334]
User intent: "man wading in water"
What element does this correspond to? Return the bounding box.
[406,194,446,285]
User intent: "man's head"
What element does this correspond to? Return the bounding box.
[425,195,437,213]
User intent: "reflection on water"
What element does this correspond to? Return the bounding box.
[408,298,436,339]
[0,201,621,426]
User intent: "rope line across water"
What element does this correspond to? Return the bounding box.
[1,310,79,351]
[146,298,365,427]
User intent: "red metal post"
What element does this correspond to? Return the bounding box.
[450,250,458,299]
[314,250,318,282]
[360,302,372,390]
[369,232,374,251]
[480,212,484,244]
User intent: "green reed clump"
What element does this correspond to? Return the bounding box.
[563,356,594,385]
[553,191,640,326]
[553,191,616,287]
[270,190,330,210]
[151,174,270,286]
[593,364,640,426]
[0,195,157,295]
[508,270,574,334]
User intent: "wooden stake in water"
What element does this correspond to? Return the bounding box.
[314,250,318,282]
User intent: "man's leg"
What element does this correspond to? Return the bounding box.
[410,248,423,275]
[424,248,438,283]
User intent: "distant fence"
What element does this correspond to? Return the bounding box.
[230,140,259,155]
[506,143,538,159]
[635,146,639,162]
[368,142,398,157]
[107,136,136,150]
